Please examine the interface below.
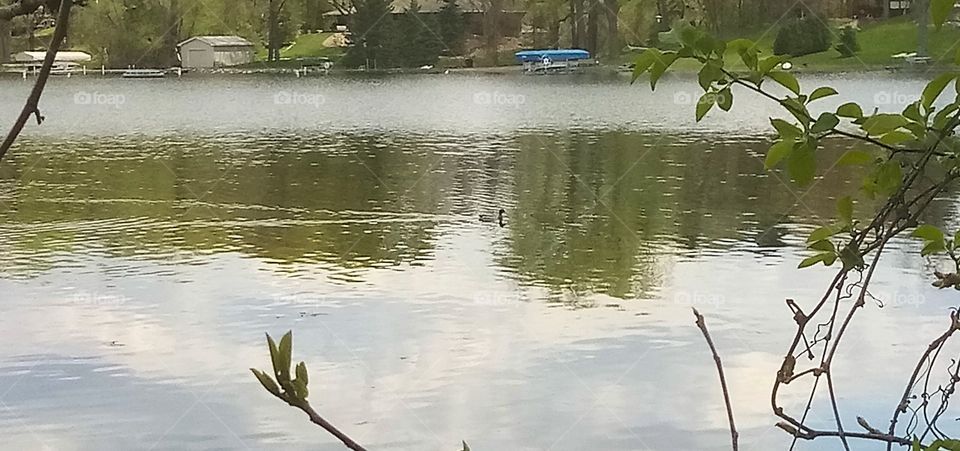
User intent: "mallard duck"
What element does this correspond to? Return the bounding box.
[479,208,506,227]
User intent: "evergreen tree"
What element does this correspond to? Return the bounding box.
[772,16,831,57]
[340,0,397,68]
[437,0,465,55]
[396,0,443,66]
[411,12,443,65]
[834,26,860,58]
[301,0,326,31]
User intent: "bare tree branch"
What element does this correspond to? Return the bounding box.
[0,0,73,162]
[692,308,739,451]
[288,398,369,451]
[886,311,960,451]
[777,421,912,446]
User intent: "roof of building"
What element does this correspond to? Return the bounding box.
[392,0,481,12]
[177,36,254,48]
[12,51,92,63]
[324,0,523,15]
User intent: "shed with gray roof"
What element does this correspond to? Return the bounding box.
[177,36,255,68]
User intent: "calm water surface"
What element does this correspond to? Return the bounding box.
[0,72,957,450]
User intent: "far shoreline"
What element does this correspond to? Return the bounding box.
[1,60,954,80]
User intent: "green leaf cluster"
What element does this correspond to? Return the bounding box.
[628,17,960,450]
[631,18,960,303]
[914,437,960,450]
[251,331,312,405]
[911,224,960,257]
[798,197,862,270]
[632,22,960,203]
[932,0,957,30]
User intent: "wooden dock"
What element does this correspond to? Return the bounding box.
[1,65,184,78]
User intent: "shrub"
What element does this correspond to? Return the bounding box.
[773,16,832,57]
[835,26,860,57]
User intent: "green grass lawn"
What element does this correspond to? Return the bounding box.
[252,32,346,64]
[34,27,55,38]
[623,16,960,72]
[790,16,960,69]
[281,32,346,59]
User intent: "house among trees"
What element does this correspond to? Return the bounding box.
[177,36,256,69]
[322,0,525,40]
[871,0,912,17]
[815,0,912,18]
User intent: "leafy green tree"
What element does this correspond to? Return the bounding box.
[190,0,262,39]
[72,0,187,66]
[265,0,306,61]
[482,0,502,64]
[0,19,9,62]
[618,0,657,46]
[526,0,566,48]
[602,0,619,55]
[68,0,312,66]
[266,0,284,61]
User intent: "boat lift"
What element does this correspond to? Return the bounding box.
[515,49,591,74]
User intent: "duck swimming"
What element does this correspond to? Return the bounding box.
[479,208,506,227]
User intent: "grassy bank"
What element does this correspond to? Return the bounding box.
[790,17,960,69]
[622,16,960,72]
[278,32,345,59]
[240,16,960,73]
[247,32,346,68]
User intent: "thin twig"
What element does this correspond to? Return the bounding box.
[777,422,912,446]
[825,371,851,451]
[267,390,369,451]
[789,273,850,451]
[296,400,369,451]
[0,0,73,162]
[692,308,739,451]
[886,311,960,451]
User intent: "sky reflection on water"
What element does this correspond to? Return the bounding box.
[0,73,955,450]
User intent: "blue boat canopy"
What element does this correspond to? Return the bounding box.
[515,49,591,63]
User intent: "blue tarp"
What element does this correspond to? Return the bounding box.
[515,49,591,63]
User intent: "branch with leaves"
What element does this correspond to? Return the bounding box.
[251,331,472,451]
[0,0,80,163]
[251,332,370,451]
[632,7,960,450]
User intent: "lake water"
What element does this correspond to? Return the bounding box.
[0,72,957,450]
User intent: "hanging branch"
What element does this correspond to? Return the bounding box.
[0,0,74,163]
[630,17,960,449]
[692,308,739,451]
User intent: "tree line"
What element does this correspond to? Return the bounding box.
[2,0,859,67]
